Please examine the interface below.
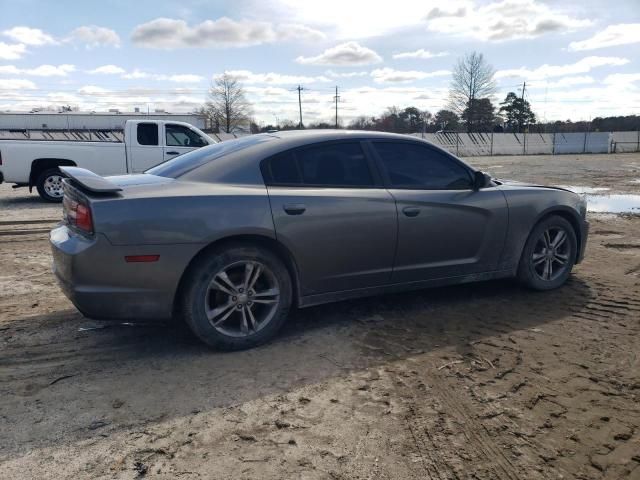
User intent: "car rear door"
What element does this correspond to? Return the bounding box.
[370,140,508,283]
[162,123,209,162]
[129,122,164,173]
[264,140,398,296]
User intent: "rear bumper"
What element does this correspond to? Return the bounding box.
[50,226,197,321]
[576,218,589,264]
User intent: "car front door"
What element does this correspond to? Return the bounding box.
[264,141,398,297]
[370,140,508,283]
[163,123,208,162]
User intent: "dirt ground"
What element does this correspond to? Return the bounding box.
[0,153,639,480]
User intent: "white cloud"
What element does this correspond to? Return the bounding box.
[119,69,204,83]
[496,56,630,80]
[393,49,449,60]
[265,0,590,41]
[0,78,37,90]
[166,74,204,83]
[131,17,323,48]
[122,69,149,80]
[0,64,75,76]
[371,67,451,83]
[2,26,56,46]
[568,24,640,52]
[87,64,126,75]
[526,82,640,122]
[427,0,592,41]
[603,73,640,86]
[217,70,330,85]
[522,76,596,90]
[69,25,120,48]
[0,42,27,60]
[260,0,441,39]
[78,85,111,95]
[325,70,368,78]
[296,42,382,66]
[274,23,325,41]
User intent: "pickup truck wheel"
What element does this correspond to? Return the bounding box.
[181,245,292,351]
[36,168,65,202]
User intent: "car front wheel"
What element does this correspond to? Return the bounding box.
[181,245,292,350]
[517,215,577,290]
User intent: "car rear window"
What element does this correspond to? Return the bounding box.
[147,135,274,178]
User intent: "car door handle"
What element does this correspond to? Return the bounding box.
[283,204,306,215]
[402,206,420,217]
[166,151,179,155]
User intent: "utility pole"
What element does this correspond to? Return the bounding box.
[519,81,526,133]
[333,86,340,129]
[296,85,304,129]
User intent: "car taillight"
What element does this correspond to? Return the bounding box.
[0,149,3,165]
[63,196,94,234]
[75,204,93,233]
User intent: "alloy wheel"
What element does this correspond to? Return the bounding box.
[204,260,280,337]
[531,226,571,281]
[43,175,64,198]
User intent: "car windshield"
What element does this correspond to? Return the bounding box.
[146,134,274,178]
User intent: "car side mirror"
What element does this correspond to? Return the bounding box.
[473,171,491,190]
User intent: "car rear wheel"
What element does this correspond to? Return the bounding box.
[517,215,577,290]
[36,168,65,202]
[181,245,292,350]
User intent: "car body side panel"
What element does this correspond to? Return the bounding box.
[90,182,276,246]
[388,187,509,282]
[497,185,588,270]
[267,187,398,295]
[50,226,205,320]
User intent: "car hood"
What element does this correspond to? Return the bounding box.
[496,178,576,193]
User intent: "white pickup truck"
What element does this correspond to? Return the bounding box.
[0,119,215,201]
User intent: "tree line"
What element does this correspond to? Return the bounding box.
[201,54,638,135]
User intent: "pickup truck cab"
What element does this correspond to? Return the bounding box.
[0,120,215,201]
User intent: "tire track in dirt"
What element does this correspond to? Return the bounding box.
[0,219,57,241]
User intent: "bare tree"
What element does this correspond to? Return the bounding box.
[203,73,251,133]
[448,52,496,133]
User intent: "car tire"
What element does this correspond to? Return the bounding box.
[517,215,577,291]
[36,168,66,202]
[181,245,292,350]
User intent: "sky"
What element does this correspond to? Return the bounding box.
[0,0,639,125]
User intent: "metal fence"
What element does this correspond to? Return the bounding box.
[215,130,640,157]
[410,132,616,157]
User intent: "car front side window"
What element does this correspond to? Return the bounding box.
[373,142,473,190]
[166,124,207,147]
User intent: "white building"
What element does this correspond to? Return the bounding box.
[0,111,206,131]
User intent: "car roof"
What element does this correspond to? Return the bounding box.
[259,129,421,148]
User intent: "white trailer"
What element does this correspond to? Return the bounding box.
[0,119,215,201]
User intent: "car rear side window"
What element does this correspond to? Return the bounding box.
[265,152,301,184]
[137,123,158,146]
[263,142,374,187]
[373,142,472,190]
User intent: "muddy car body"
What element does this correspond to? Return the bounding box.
[50,130,588,349]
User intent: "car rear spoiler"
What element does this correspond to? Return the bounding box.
[60,166,122,194]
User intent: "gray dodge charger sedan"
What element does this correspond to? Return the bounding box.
[50,130,588,350]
